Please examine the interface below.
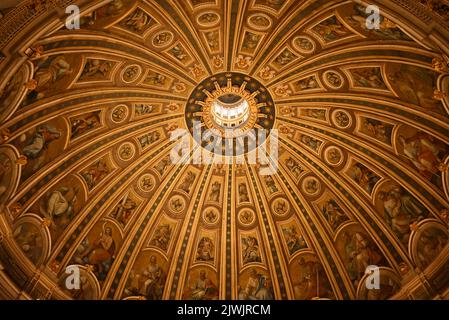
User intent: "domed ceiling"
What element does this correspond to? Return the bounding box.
[1,0,449,300]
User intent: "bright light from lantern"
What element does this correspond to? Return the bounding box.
[211,95,250,128]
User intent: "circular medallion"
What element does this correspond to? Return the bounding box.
[292,36,316,54]
[301,176,321,196]
[138,174,156,192]
[121,65,142,83]
[332,109,352,129]
[118,142,136,161]
[169,195,186,214]
[323,70,344,89]
[271,197,290,217]
[238,208,256,226]
[152,31,174,48]
[196,12,220,27]
[111,104,128,123]
[203,206,220,225]
[248,13,272,31]
[324,146,344,166]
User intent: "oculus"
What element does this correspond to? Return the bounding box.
[185,72,276,157]
[211,94,250,128]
